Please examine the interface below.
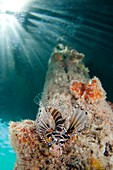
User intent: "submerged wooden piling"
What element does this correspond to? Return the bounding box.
[10,44,113,170]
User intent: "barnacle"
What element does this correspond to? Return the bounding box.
[51,52,63,62]
[70,77,106,103]
[69,50,84,63]
[50,45,84,64]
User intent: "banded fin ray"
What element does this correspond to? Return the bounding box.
[66,107,87,133]
[36,102,52,135]
[50,107,65,130]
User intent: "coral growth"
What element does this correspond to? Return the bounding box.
[50,44,84,64]
[70,77,106,103]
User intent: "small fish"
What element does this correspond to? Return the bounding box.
[36,102,87,157]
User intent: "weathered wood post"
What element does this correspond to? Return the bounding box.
[10,44,113,170]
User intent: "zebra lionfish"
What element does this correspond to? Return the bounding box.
[36,102,87,157]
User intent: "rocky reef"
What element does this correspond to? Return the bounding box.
[10,44,113,170]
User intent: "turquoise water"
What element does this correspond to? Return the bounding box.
[0,0,113,169]
[0,120,16,170]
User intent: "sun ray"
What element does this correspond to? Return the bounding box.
[0,0,48,77]
[0,0,30,12]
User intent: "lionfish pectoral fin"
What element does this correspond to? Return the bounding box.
[36,104,51,136]
[66,107,87,133]
[36,116,50,135]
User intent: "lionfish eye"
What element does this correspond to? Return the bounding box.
[48,143,52,147]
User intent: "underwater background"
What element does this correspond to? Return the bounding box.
[0,0,113,169]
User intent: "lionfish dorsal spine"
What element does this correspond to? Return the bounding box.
[50,107,65,129]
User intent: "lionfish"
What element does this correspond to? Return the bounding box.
[36,100,87,157]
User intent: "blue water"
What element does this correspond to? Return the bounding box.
[0,120,15,170]
[0,0,113,169]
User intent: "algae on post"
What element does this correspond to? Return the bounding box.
[10,44,113,170]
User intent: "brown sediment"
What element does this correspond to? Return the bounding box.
[9,44,113,170]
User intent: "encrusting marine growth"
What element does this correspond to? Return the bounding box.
[70,77,106,103]
[10,44,113,170]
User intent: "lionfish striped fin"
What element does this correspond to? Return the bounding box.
[66,107,87,133]
[48,107,65,130]
[36,103,52,136]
